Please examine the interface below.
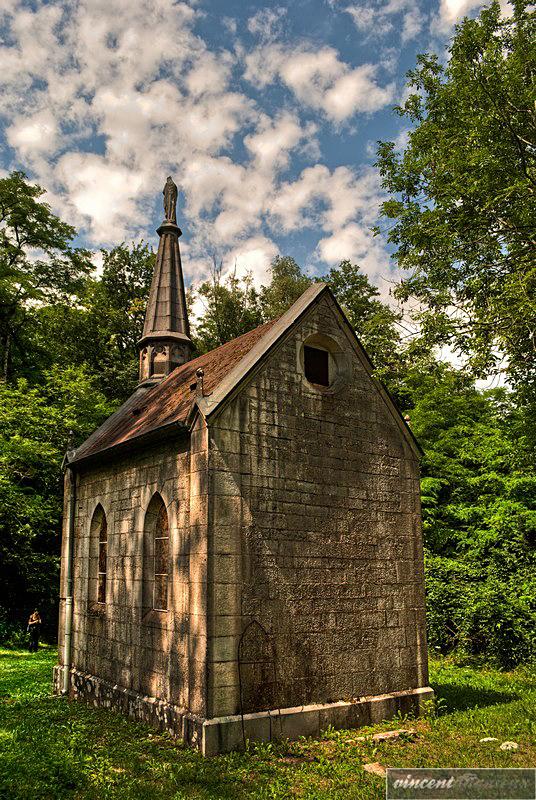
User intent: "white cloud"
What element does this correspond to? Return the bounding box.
[181,154,270,243]
[56,153,146,242]
[345,0,424,44]
[247,7,287,40]
[0,0,259,244]
[318,223,382,269]
[324,65,395,119]
[226,235,279,284]
[222,17,237,35]
[432,0,512,33]
[244,112,316,172]
[6,109,59,157]
[345,4,392,35]
[394,127,411,151]
[185,52,233,97]
[432,0,482,30]
[244,44,394,122]
[90,250,105,277]
[267,163,394,286]
[401,6,424,41]
[270,164,382,233]
[179,112,317,246]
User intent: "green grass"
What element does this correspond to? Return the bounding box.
[0,647,534,799]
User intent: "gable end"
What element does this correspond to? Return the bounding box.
[195,284,421,460]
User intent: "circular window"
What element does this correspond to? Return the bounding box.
[297,333,349,394]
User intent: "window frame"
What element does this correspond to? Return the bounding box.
[88,504,108,615]
[97,515,108,605]
[142,493,171,619]
[153,503,169,612]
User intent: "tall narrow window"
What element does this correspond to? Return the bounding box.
[143,494,170,614]
[89,504,107,609]
[97,515,107,604]
[153,504,169,611]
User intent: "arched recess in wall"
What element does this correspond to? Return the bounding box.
[143,493,170,614]
[238,621,278,715]
[88,504,107,608]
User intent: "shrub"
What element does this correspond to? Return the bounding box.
[0,608,31,649]
[425,554,535,668]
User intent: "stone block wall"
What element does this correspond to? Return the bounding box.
[57,429,209,715]
[207,293,429,717]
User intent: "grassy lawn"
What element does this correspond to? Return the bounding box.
[0,647,534,799]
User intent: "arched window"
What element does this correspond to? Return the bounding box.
[89,505,107,607]
[143,494,169,613]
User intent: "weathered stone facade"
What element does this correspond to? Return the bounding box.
[206,293,428,720]
[57,438,190,706]
[55,286,432,755]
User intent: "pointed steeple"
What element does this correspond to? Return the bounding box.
[138,177,193,385]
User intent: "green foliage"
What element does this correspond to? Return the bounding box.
[0,609,29,648]
[31,242,155,402]
[407,368,536,667]
[259,256,312,320]
[0,171,91,380]
[84,242,155,399]
[0,174,150,636]
[193,261,263,354]
[0,648,534,799]
[425,555,535,669]
[376,1,536,391]
[0,369,114,636]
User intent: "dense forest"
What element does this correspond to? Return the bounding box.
[0,1,534,666]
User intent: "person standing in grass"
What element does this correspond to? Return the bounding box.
[27,610,41,652]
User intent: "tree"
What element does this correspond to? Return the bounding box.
[193,259,263,354]
[83,242,155,400]
[0,367,113,637]
[0,171,91,380]
[322,260,405,386]
[259,256,312,320]
[376,1,536,391]
[407,367,536,666]
[31,242,155,402]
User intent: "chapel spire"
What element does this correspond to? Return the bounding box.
[138,177,193,385]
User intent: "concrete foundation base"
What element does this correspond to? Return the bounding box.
[53,665,434,756]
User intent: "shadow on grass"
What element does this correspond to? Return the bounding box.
[432,682,519,713]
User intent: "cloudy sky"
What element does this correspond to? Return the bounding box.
[0,0,490,290]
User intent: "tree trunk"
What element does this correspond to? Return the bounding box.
[3,333,11,381]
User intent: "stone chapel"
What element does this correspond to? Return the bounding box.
[54,177,432,755]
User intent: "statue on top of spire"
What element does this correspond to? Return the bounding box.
[163,176,178,224]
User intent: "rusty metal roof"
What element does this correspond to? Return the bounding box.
[71,318,278,465]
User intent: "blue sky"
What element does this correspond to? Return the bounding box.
[0,0,490,293]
